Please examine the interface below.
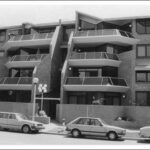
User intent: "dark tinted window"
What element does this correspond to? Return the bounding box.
[136,92,150,106]
[136,19,150,34]
[136,71,150,82]
[90,119,101,126]
[9,114,16,119]
[75,118,90,125]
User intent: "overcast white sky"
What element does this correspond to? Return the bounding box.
[1,1,150,27]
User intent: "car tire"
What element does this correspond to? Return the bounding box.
[33,130,39,134]
[107,131,117,140]
[71,129,81,138]
[22,125,31,134]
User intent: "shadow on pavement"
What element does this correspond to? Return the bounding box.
[137,139,150,144]
[65,134,125,142]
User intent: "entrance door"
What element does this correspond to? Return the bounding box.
[44,100,60,119]
[113,97,121,105]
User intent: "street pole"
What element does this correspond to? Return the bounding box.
[86,105,88,117]
[41,92,43,111]
[32,83,36,121]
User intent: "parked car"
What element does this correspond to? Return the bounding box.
[0,112,44,133]
[139,126,150,138]
[66,117,126,140]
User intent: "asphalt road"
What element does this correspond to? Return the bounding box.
[0,130,149,145]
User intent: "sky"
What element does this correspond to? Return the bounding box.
[1,1,150,27]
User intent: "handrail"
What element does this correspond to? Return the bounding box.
[8,32,54,41]
[74,29,134,38]
[66,77,128,86]
[70,52,119,60]
[0,77,32,84]
[9,54,47,62]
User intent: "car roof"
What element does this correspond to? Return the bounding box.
[74,117,101,120]
[71,117,101,122]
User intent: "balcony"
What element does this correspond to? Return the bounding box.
[6,54,47,68]
[3,32,54,50]
[64,77,129,92]
[69,52,121,67]
[0,77,32,90]
[73,29,139,46]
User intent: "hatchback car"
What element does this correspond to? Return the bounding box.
[0,112,44,133]
[139,126,150,138]
[66,117,126,140]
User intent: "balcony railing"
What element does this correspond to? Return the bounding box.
[9,32,54,41]
[74,29,134,38]
[66,77,127,86]
[70,52,119,60]
[9,54,47,62]
[0,77,32,85]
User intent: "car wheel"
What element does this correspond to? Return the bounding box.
[71,129,81,138]
[107,131,117,140]
[22,125,31,134]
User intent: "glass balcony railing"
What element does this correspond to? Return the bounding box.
[9,32,54,41]
[0,77,32,85]
[66,77,127,86]
[9,54,47,62]
[70,52,119,60]
[74,29,134,38]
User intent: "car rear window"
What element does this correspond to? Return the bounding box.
[0,113,9,119]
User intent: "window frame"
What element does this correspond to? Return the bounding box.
[136,19,150,34]
[136,71,150,83]
[136,91,150,106]
[136,44,150,58]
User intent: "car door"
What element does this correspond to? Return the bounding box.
[75,118,91,135]
[89,119,107,137]
[0,113,9,129]
[7,114,21,130]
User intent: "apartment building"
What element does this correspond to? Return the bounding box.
[0,11,150,124]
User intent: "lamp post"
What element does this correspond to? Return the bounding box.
[32,77,39,121]
[38,84,47,111]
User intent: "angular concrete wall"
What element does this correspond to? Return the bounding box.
[50,26,63,91]
[33,54,51,94]
[118,50,135,105]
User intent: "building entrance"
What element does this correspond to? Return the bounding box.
[36,98,60,119]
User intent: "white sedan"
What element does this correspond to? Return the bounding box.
[139,126,150,138]
[66,117,126,140]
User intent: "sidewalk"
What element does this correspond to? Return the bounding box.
[41,121,67,135]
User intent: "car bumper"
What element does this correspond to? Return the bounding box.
[117,132,126,137]
[31,126,45,130]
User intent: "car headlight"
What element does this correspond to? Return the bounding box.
[120,130,126,135]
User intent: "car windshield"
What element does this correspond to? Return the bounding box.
[17,114,28,120]
[99,118,107,125]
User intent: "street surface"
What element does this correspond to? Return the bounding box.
[0,130,149,145]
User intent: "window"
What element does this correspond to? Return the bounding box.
[9,114,16,119]
[0,30,6,42]
[136,45,150,58]
[136,92,150,106]
[136,71,150,82]
[136,19,150,34]
[90,119,101,126]
[3,113,9,119]
[75,118,90,125]
[79,19,95,30]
